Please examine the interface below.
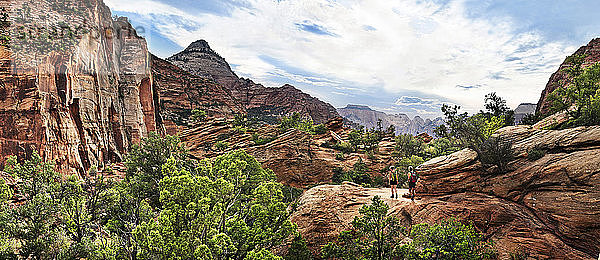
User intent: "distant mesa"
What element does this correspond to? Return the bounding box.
[514,103,537,125]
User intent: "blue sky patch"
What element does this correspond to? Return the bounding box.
[295,21,338,36]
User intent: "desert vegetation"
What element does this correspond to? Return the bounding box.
[0,134,298,259]
[322,197,496,260]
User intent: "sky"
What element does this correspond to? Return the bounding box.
[104,0,600,118]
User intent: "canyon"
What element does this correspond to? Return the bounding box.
[0,0,598,259]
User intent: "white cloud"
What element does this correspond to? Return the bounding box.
[105,0,577,115]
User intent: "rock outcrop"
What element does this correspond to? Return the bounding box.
[0,0,158,175]
[292,125,600,259]
[178,117,397,188]
[290,183,411,253]
[537,38,600,115]
[167,40,339,124]
[337,105,443,136]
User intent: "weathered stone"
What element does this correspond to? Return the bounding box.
[150,54,244,135]
[0,0,158,175]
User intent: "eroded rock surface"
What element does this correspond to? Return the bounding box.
[0,0,158,175]
[150,54,244,135]
[292,126,600,259]
[179,117,397,188]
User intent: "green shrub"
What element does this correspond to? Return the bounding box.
[285,234,313,260]
[333,141,355,154]
[398,218,496,259]
[252,133,276,146]
[548,62,600,128]
[395,133,424,158]
[191,108,207,122]
[479,137,514,173]
[335,152,345,161]
[322,196,404,260]
[215,141,230,151]
[233,114,250,127]
[520,113,544,125]
[282,185,304,204]
[424,137,460,160]
[133,150,295,260]
[366,150,376,160]
[331,159,381,187]
[527,147,546,161]
[279,112,329,135]
[332,167,346,184]
[312,124,328,135]
[233,126,248,134]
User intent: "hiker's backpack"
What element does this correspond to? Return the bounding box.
[391,171,399,181]
[409,172,418,183]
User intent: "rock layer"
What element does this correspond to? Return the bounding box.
[178,117,397,188]
[150,54,244,135]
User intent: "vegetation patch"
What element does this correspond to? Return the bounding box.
[527,147,546,161]
[322,197,496,260]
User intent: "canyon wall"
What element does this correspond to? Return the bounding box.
[0,0,157,175]
[337,104,444,136]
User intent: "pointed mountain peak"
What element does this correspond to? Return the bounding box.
[183,40,220,57]
[184,39,215,53]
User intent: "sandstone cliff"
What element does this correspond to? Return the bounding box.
[337,104,443,136]
[0,0,158,175]
[167,40,339,124]
[291,125,600,259]
[537,38,600,115]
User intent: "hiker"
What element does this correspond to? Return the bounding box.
[407,166,418,201]
[388,166,399,199]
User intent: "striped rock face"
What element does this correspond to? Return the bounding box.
[0,0,158,175]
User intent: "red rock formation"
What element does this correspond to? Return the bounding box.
[167,40,339,124]
[150,54,244,135]
[537,38,600,115]
[0,0,158,175]
[178,116,397,188]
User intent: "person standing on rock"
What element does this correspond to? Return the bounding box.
[388,166,399,199]
[408,166,418,201]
